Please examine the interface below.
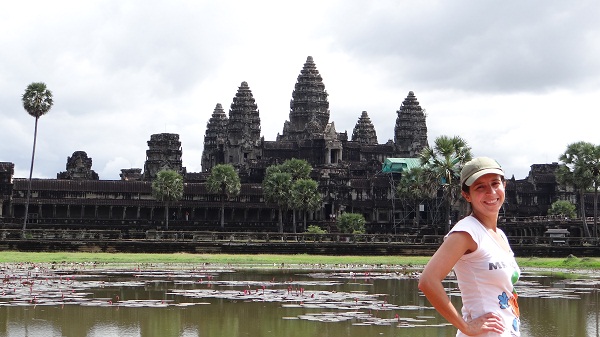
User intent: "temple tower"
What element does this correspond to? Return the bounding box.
[224,82,262,166]
[351,111,378,145]
[0,162,14,218]
[142,133,186,180]
[57,151,99,180]
[278,56,330,141]
[201,103,229,172]
[394,91,428,157]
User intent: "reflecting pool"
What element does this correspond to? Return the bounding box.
[0,263,598,337]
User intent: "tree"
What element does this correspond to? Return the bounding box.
[396,167,432,228]
[290,179,322,233]
[22,82,53,231]
[548,200,577,219]
[262,171,293,233]
[206,164,241,229]
[151,169,184,230]
[556,141,599,237]
[263,159,315,233]
[337,213,366,234]
[419,135,472,233]
[280,158,311,180]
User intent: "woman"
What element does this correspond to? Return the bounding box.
[418,157,520,336]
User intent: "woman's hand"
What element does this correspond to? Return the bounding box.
[461,312,505,336]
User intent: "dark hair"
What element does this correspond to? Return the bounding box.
[462,176,506,194]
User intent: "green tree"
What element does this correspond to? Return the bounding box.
[280,158,312,180]
[396,167,432,228]
[556,141,599,237]
[263,159,315,233]
[263,171,293,233]
[419,135,472,233]
[290,179,322,233]
[206,164,241,229]
[151,169,184,230]
[280,159,313,229]
[548,200,577,219]
[337,213,366,234]
[22,82,53,231]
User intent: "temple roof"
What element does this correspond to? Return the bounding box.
[381,158,421,173]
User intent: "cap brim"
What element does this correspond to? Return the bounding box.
[464,168,504,186]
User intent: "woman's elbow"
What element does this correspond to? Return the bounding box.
[418,273,433,293]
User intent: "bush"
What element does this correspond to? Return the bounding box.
[548,200,576,219]
[337,213,366,234]
[306,225,327,234]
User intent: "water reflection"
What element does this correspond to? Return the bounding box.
[0,263,598,337]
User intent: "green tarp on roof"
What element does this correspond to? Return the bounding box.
[381,158,421,173]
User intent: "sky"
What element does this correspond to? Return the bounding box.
[1,0,600,181]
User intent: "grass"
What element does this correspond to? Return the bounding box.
[1,251,599,270]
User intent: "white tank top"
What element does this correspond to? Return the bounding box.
[447,215,521,336]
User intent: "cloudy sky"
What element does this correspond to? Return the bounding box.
[1,0,599,181]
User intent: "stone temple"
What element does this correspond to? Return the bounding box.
[0,56,584,236]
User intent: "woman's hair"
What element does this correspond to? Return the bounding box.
[461,176,506,194]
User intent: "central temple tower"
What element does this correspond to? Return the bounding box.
[277,56,330,141]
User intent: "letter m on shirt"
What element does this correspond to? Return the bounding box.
[488,261,506,270]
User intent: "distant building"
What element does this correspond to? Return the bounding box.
[0,57,587,234]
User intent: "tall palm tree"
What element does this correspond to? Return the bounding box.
[557,141,598,237]
[290,178,322,233]
[206,164,241,229]
[280,159,312,229]
[396,167,432,229]
[263,170,293,233]
[151,169,184,230]
[591,145,600,237]
[22,82,53,231]
[419,135,472,233]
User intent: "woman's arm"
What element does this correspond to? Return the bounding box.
[418,232,505,336]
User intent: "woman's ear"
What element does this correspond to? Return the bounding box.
[461,190,470,202]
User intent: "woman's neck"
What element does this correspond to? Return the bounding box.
[471,211,498,230]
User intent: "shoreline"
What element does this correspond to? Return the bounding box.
[1,251,599,272]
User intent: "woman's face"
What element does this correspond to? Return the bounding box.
[462,173,506,216]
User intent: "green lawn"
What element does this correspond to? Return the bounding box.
[0,251,598,269]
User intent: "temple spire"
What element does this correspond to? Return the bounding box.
[225,81,262,165]
[278,56,330,141]
[201,103,228,172]
[394,91,428,157]
[351,111,378,145]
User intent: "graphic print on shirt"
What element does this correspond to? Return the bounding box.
[497,269,520,334]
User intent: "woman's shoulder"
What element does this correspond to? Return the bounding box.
[447,216,485,242]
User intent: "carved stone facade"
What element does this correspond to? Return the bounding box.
[394,91,428,157]
[142,133,186,181]
[57,151,99,180]
[0,56,587,236]
[201,56,429,175]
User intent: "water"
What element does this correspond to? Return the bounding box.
[0,264,598,337]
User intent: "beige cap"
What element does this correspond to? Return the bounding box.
[460,157,504,186]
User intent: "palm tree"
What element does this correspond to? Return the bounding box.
[396,167,432,229]
[556,141,598,237]
[280,159,312,229]
[419,135,472,233]
[290,178,322,233]
[591,145,600,237]
[151,169,184,230]
[263,170,293,233]
[280,158,311,180]
[206,164,241,229]
[22,82,53,231]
